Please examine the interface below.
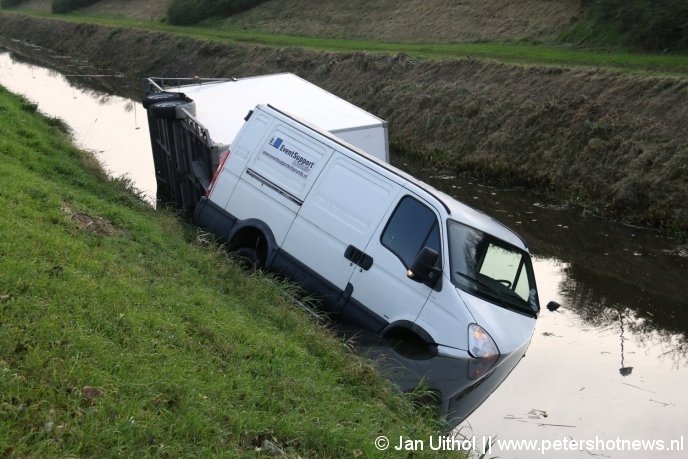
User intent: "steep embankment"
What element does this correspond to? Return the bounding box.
[0,13,686,231]
[222,0,582,43]
[13,0,170,20]
[13,0,581,42]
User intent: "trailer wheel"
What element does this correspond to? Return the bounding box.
[150,100,192,119]
[142,91,185,109]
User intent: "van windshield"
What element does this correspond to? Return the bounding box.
[447,220,539,317]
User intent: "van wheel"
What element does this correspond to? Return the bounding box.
[384,328,434,360]
[234,246,263,272]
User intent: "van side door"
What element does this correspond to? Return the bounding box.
[277,155,400,308]
[345,194,442,332]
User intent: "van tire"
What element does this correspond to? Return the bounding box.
[383,326,436,360]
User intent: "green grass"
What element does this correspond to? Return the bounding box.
[0,86,449,457]
[3,9,688,76]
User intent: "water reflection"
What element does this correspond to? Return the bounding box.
[618,310,634,377]
[0,47,155,202]
[336,324,528,430]
[458,258,686,458]
[404,171,688,456]
[1,38,137,99]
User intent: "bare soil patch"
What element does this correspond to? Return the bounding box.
[62,202,121,237]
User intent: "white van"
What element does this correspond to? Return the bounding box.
[190,103,553,375]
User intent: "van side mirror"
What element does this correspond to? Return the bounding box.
[407,247,441,286]
[546,301,561,312]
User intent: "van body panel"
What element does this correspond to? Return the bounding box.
[270,248,345,309]
[457,290,536,354]
[346,192,444,327]
[225,179,298,246]
[348,245,434,325]
[218,111,270,183]
[297,156,399,244]
[209,168,239,209]
[415,284,476,352]
[281,216,357,291]
[245,122,333,202]
[282,155,399,291]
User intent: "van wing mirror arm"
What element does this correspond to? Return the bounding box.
[407,247,441,287]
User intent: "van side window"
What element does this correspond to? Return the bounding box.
[381,196,440,268]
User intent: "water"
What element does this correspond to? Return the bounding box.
[1,44,686,458]
[0,46,155,202]
[399,168,687,457]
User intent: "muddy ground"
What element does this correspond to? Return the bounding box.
[0,14,686,231]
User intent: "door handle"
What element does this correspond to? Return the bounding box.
[344,245,373,270]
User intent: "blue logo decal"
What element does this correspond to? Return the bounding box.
[269,137,283,149]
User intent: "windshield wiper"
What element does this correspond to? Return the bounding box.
[495,289,530,310]
[456,271,535,315]
[455,271,495,293]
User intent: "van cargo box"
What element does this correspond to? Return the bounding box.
[161,73,389,162]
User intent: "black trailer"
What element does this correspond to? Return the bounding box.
[142,77,227,214]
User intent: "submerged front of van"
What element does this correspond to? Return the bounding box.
[413,204,540,419]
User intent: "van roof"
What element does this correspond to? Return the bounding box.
[433,188,529,250]
[166,73,386,146]
[262,104,529,251]
[389,167,528,250]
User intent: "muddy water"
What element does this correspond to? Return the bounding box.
[1,46,686,458]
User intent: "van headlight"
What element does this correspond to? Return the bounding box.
[468,324,499,358]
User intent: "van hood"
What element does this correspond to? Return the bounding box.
[456,288,536,355]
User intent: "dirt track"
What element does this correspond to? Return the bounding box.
[0,13,686,231]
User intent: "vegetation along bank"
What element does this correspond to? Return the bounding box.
[0,12,686,234]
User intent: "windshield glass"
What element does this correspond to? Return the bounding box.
[447,220,539,316]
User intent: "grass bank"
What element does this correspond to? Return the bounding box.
[0,86,447,456]
[3,9,688,76]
